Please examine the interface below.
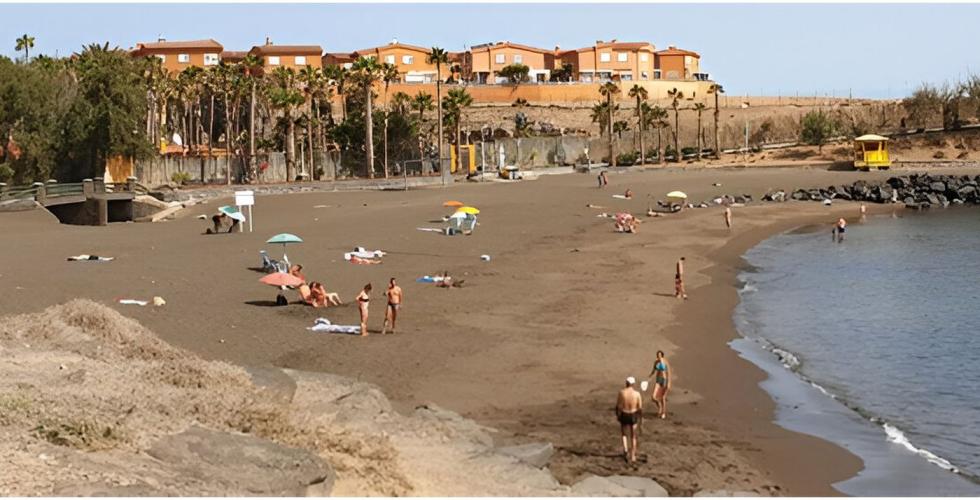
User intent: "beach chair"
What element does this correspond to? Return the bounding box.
[259,250,288,273]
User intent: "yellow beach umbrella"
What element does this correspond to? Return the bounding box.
[443,200,464,208]
[666,191,688,199]
[456,206,480,215]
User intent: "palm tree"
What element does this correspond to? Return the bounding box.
[426,47,450,182]
[241,54,263,181]
[323,64,349,121]
[628,84,649,165]
[351,56,382,179]
[667,88,684,161]
[647,105,669,164]
[613,120,630,140]
[693,103,706,160]
[412,91,434,163]
[599,82,621,167]
[298,65,324,178]
[708,83,725,159]
[391,91,412,116]
[443,87,473,171]
[268,67,304,181]
[15,34,35,61]
[380,62,399,178]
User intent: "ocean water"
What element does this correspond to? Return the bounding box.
[734,208,980,495]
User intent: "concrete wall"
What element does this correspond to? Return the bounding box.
[380,80,714,105]
[134,151,341,188]
[479,133,665,169]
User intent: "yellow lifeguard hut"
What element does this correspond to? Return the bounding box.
[853,134,892,171]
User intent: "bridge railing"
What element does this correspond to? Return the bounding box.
[44,182,85,198]
[0,183,41,201]
[0,177,144,204]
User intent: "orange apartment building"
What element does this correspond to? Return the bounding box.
[131,39,224,73]
[558,40,657,82]
[353,41,442,82]
[248,39,322,72]
[655,46,704,80]
[464,42,554,84]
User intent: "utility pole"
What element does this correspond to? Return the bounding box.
[744,120,749,165]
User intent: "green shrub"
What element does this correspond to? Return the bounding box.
[617,151,638,165]
[0,163,14,183]
[171,171,192,185]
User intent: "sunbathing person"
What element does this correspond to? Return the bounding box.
[311,281,342,306]
[289,264,307,284]
[435,271,466,288]
[207,212,239,234]
[349,255,382,265]
[624,188,634,199]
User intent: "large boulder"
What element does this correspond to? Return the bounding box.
[496,442,555,469]
[569,475,642,497]
[930,181,947,192]
[605,475,669,497]
[146,426,334,496]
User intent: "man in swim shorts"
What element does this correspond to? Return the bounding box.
[381,277,403,335]
[616,376,643,464]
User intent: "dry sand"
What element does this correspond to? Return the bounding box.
[4,164,980,495]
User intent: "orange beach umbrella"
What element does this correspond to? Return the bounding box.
[443,200,465,208]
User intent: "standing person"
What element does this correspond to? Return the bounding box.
[724,206,733,229]
[860,203,867,222]
[381,277,403,335]
[616,376,643,464]
[356,283,372,337]
[674,257,688,299]
[649,351,672,419]
[598,170,608,188]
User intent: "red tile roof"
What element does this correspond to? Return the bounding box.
[250,45,323,56]
[353,42,432,56]
[470,41,550,54]
[135,39,223,51]
[220,51,247,61]
[655,47,700,57]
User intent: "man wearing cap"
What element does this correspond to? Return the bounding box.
[616,376,643,464]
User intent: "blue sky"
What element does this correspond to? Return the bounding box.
[2,3,979,98]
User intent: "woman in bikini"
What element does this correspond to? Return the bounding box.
[649,350,672,419]
[356,283,372,336]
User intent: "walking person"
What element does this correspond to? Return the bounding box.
[674,257,688,299]
[597,170,609,188]
[616,376,643,464]
[649,351,672,419]
[356,283,372,337]
[381,277,403,335]
[724,206,733,229]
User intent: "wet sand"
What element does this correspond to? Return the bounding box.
[3,166,977,495]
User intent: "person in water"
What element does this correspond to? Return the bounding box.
[834,217,847,242]
[649,351,672,419]
[616,376,643,464]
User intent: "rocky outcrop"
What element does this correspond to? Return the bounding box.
[781,174,980,208]
[497,442,555,468]
[569,474,669,496]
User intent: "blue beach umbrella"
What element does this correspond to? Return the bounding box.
[266,233,303,263]
[218,205,246,222]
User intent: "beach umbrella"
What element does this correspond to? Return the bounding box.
[456,206,480,215]
[266,233,303,264]
[443,200,464,208]
[219,205,246,222]
[666,191,688,199]
[259,272,303,288]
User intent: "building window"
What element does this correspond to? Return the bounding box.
[495,53,505,64]
[514,54,523,64]
[621,73,633,81]
[685,56,693,66]
[402,55,414,64]
[295,56,307,65]
[617,52,628,62]
[343,62,353,69]
[641,71,649,80]
[177,54,190,63]
[600,52,611,62]
[654,70,662,79]
[204,53,219,66]
[268,56,280,66]
[385,55,395,64]
[640,53,649,62]
[156,54,166,63]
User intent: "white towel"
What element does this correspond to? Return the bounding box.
[344,248,386,260]
[308,318,360,335]
[118,299,147,306]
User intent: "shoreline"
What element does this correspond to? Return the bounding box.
[730,210,980,496]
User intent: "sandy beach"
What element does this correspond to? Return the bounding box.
[4,165,980,495]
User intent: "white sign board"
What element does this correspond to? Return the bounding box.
[235,190,255,232]
[235,190,255,206]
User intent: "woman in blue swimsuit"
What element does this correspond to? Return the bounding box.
[648,350,671,419]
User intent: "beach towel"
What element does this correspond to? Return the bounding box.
[118,299,148,306]
[416,227,443,233]
[612,194,631,200]
[308,318,360,335]
[416,275,447,283]
[68,255,114,262]
[348,255,381,265]
[344,247,386,260]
